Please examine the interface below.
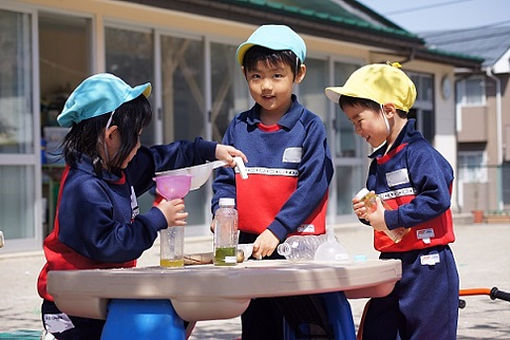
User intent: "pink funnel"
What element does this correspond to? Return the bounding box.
[153,174,192,200]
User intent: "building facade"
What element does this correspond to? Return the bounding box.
[424,26,510,214]
[0,0,480,252]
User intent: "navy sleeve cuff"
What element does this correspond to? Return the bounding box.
[196,138,217,161]
[267,219,289,242]
[145,207,169,232]
[385,209,400,230]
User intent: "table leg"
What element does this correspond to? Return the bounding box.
[101,299,185,340]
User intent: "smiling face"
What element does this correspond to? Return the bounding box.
[342,103,389,148]
[245,60,305,122]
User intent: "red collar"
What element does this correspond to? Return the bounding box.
[258,123,280,132]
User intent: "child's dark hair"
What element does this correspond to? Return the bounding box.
[242,45,302,79]
[62,94,152,176]
[339,95,407,118]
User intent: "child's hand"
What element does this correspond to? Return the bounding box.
[352,196,368,220]
[215,144,248,167]
[252,229,279,259]
[366,197,387,231]
[155,198,188,226]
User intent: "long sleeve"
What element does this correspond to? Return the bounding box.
[127,137,217,196]
[384,143,453,230]
[267,118,333,240]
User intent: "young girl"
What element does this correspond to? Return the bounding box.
[37,73,245,339]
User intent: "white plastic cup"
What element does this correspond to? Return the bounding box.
[160,226,184,268]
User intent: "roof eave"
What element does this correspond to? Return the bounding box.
[119,0,482,69]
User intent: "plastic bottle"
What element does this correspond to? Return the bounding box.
[213,198,238,266]
[277,234,328,261]
[313,229,350,263]
[354,188,409,243]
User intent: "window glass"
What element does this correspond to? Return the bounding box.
[334,62,361,158]
[503,162,510,205]
[0,165,35,239]
[335,164,365,215]
[458,151,487,183]
[457,77,485,106]
[333,61,366,216]
[161,35,205,225]
[465,78,484,105]
[300,58,328,127]
[105,26,154,145]
[210,42,250,142]
[0,10,35,240]
[0,10,33,154]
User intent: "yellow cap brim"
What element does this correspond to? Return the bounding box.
[236,43,254,65]
[142,84,152,98]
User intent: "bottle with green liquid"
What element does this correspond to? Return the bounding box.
[213,198,238,266]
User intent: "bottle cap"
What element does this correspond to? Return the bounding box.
[219,198,235,207]
[354,188,370,201]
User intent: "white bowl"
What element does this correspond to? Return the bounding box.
[156,160,226,190]
[237,243,254,261]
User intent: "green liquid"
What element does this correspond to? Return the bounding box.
[214,247,237,266]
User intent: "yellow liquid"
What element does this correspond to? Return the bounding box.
[160,258,184,268]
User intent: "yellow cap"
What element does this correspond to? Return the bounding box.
[325,63,417,112]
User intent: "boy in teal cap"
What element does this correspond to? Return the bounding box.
[37,73,246,339]
[326,63,459,339]
[212,25,355,339]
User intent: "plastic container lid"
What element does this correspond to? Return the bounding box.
[354,188,370,201]
[219,198,235,207]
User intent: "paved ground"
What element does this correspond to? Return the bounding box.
[1,222,509,339]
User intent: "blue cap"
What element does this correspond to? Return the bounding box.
[57,73,152,127]
[236,24,306,65]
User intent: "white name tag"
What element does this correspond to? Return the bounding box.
[44,313,75,333]
[386,168,410,187]
[417,228,435,239]
[283,147,302,163]
[420,253,440,266]
[130,186,139,219]
[417,228,435,244]
[297,224,315,233]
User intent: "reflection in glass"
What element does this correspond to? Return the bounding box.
[0,166,35,239]
[334,62,360,158]
[336,165,365,215]
[300,58,328,126]
[0,10,33,154]
[105,26,154,145]
[210,43,249,142]
[161,35,206,225]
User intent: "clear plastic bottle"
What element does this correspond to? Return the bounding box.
[277,234,328,261]
[314,229,350,263]
[354,188,409,243]
[213,198,238,266]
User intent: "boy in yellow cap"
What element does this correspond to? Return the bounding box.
[326,63,459,339]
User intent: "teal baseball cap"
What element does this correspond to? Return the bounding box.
[236,24,307,65]
[57,73,152,127]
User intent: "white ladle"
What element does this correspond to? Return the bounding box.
[156,156,247,190]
